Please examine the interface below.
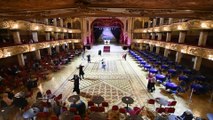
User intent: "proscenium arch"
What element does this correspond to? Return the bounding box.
[90,18,124,44]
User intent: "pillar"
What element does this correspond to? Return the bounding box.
[53,18,57,26]
[193,57,202,71]
[45,18,49,25]
[178,31,186,43]
[139,43,143,50]
[12,31,22,44]
[156,47,160,54]
[153,18,157,27]
[175,52,182,63]
[166,32,172,42]
[127,17,133,45]
[148,21,151,28]
[72,42,75,50]
[168,18,173,24]
[56,46,60,53]
[45,32,52,55]
[198,31,208,46]
[32,31,38,42]
[164,49,169,57]
[150,45,154,52]
[157,33,162,40]
[151,33,155,40]
[46,32,51,40]
[17,54,25,66]
[60,19,63,27]
[55,32,59,40]
[159,18,164,25]
[35,50,41,60]
[61,33,65,39]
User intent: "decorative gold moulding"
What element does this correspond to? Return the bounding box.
[133,39,213,61]
[3,45,29,57]
[0,49,3,58]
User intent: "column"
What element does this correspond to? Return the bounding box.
[151,33,155,40]
[150,45,154,52]
[45,32,52,55]
[32,31,38,42]
[159,18,164,25]
[72,42,75,50]
[153,18,157,27]
[139,43,143,50]
[56,46,60,53]
[175,51,182,63]
[178,31,186,43]
[148,21,151,28]
[166,32,172,42]
[198,31,208,46]
[44,18,49,25]
[59,19,63,27]
[35,50,41,60]
[168,18,173,24]
[164,49,169,57]
[17,54,25,66]
[164,32,171,57]
[55,32,59,40]
[156,47,160,54]
[53,18,57,26]
[157,33,162,40]
[82,18,87,45]
[12,31,22,44]
[46,32,51,40]
[127,17,133,45]
[193,57,202,71]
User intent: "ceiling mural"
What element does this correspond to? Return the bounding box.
[0,0,212,19]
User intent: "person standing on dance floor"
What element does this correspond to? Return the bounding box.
[69,74,80,95]
[78,64,85,80]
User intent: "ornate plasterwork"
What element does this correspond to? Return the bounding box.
[132,39,213,61]
[135,20,213,33]
[0,39,81,58]
[0,19,80,33]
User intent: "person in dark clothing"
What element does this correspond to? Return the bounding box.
[86,54,91,63]
[78,65,84,80]
[98,50,102,56]
[69,74,80,95]
[180,110,194,120]
[70,100,86,117]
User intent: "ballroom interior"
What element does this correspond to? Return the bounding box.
[0,0,213,120]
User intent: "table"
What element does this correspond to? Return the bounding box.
[59,111,74,120]
[122,96,134,111]
[168,69,176,74]
[144,64,151,70]
[207,113,213,120]
[92,96,104,106]
[178,75,189,81]
[149,68,158,74]
[155,98,169,107]
[165,82,178,91]
[161,64,169,70]
[140,61,146,65]
[156,74,166,83]
[183,69,192,75]
[22,107,40,119]
[68,95,80,103]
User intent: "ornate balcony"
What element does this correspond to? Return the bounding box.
[0,19,81,33]
[133,20,213,33]
[133,39,213,61]
[0,39,81,59]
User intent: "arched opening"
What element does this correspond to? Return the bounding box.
[91,18,124,45]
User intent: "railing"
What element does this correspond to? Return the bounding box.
[0,39,82,59]
[132,39,213,61]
